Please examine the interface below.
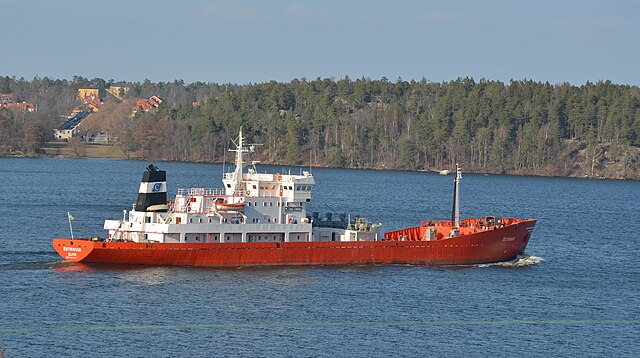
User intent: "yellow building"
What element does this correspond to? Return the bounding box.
[107,86,129,100]
[77,88,100,100]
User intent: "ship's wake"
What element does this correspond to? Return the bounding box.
[0,260,67,271]
[479,255,544,268]
[0,251,64,271]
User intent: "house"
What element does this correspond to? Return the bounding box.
[133,95,164,115]
[0,93,15,105]
[54,111,90,140]
[0,93,36,112]
[5,102,36,112]
[85,96,103,112]
[107,86,129,100]
[77,88,101,100]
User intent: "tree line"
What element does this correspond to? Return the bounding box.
[1,75,639,178]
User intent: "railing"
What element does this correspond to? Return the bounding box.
[177,188,227,196]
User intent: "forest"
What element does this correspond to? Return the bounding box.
[1,75,640,179]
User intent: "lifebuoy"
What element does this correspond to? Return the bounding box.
[246,190,251,196]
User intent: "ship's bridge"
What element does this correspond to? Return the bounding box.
[222,170,314,202]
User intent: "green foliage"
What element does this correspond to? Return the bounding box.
[1,76,640,177]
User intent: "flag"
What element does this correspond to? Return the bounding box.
[68,212,74,220]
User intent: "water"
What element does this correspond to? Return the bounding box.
[0,157,638,357]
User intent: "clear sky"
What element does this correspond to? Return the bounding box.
[2,0,638,85]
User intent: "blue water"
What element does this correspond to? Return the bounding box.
[0,157,638,357]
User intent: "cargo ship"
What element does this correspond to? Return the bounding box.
[53,130,536,267]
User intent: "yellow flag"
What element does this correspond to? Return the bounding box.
[68,213,75,220]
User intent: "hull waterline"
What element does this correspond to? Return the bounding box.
[53,218,536,267]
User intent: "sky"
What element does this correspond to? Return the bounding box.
[2,0,639,85]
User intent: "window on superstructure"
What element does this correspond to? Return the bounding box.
[263,202,266,206]
[208,218,212,223]
[226,184,231,188]
[269,202,273,206]
[189,218,193,223]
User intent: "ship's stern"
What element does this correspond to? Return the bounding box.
[52,239,95,262]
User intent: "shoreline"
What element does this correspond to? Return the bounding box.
[1,142,634,181]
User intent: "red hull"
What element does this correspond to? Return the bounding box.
[52,219,536,267]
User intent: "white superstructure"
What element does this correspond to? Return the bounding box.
[105,130,381,244]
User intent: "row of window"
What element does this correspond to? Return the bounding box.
[246,201,305,207]
[183,234,304,242]
[251,217,277,223]
[223,184,313,191]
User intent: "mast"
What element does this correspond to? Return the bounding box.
[451,163,462,227]
[226,128,247,195]
[233,129,244,189]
